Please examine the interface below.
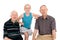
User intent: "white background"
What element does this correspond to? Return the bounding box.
[0,0,60,40]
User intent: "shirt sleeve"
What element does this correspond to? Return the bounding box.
[35,19,39,29]
[51,18,56,31]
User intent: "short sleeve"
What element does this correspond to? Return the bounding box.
[51,18,56,31]
[35,19,39,29]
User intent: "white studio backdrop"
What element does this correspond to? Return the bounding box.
[0,0,60,40]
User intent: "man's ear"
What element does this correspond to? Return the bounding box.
[39,10,41,12]
[47,9,48,11]
[39,10,40,12]
[10,15,12,17]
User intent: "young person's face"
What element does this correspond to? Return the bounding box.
[24,5,31,14]
[11,11,18,21]
[40,5,48,16]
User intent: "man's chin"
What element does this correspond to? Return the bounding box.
[12,19,17,21]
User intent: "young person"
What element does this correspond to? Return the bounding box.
[18,4,39,40]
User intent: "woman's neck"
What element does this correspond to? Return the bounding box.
[26,12,30,16]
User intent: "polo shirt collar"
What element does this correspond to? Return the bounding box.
[41,15,49,20]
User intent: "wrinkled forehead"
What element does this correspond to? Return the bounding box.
[11,11,18,16]
[24,4,31,8]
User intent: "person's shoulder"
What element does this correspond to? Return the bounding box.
[48,15,55,20]
[36,16,41,20]
[4,19,11,25]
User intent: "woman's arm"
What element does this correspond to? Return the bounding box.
[32,13,40,19]
[18,14,24,25]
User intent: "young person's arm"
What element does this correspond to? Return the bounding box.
[32,13,40,19]
[18,14,23,21]
[18,14,24,25]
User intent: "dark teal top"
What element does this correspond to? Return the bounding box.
[22,12,33,29]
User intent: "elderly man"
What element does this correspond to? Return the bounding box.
[4,11,23,40]
[32,5,56,40]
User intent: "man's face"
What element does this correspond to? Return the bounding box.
[40,5,48,16]
[24,4,31,13]
[11,11,18,21]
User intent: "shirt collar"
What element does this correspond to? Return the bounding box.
[41,15,49,20]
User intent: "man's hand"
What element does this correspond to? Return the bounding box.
[32,37,36,40]
[4,37,12,40]
[52,38,56,40]
[52,30,56,40]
